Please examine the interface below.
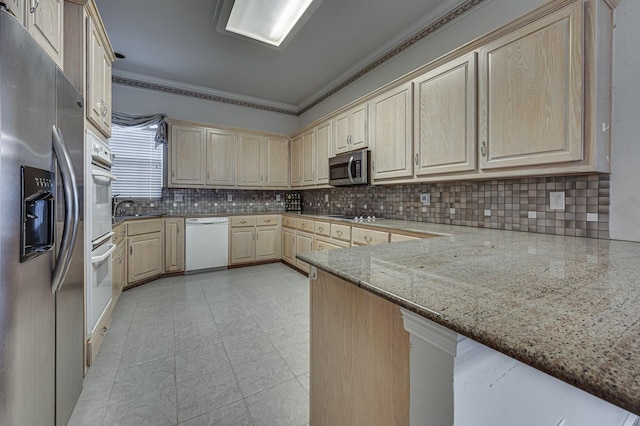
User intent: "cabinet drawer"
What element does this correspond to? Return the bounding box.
[315,236,350,251]
[330,223,351,242]
[127,219,162,236]
[296,218,314,232]
[256,215,279,227]
[390,233,421,243]
[282,216,296,229]
[112,223,126,244]
[315,221,331,237]
[231,216,257,227]
[352,227,389,246]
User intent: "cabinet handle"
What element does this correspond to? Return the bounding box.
[29,0,39,13]
[318,227,324,232]
[415,153,418,166]
[100,326,107,336]
[172,170,175,178]
[301,223,306,229]
[481,141,486,157]
[240,220,247,224]
[264,219,271,223]
[372,161,375,172]
[364,236,372,244]
[336,230,343,237]
[129,246,133,255]
[256,232,258,240]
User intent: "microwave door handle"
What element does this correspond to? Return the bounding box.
[92,168,118,181]
[51,125,79,295]
[348,156,354,184]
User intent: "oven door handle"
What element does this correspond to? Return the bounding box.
[347,155,354,184]
[91,244,116,264]
[51,125,79,295]
[92,168,118,181]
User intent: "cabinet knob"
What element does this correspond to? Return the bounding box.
[481,141,486,157]
[337,230,343,236]
[318,227,324,232]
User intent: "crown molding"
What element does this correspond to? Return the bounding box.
[112,0,487,117]
[111,70,299,116]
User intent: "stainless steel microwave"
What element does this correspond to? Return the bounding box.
[329,149,370,186]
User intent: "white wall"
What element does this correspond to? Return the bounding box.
[112,84,299,135]
[610,0,640,242]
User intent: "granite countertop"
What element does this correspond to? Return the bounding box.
[112,212,281,225]
[297,228,640,416]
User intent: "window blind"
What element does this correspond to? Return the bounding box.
[110,124,163,198]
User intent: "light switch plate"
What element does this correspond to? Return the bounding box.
[174,193,183,202]
[325,194,329,202]
[227,194,233,202]
[550,191,565,210]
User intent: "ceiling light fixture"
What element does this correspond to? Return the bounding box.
[225,0,314,47]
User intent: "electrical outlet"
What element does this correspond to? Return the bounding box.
[420,193,430,205]
[484,209,491,217]
[325,194,329,202]
[227,194,233,202]
[550,191,565,210]
[174,193,183,202]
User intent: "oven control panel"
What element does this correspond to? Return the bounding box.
[91,137,112,168]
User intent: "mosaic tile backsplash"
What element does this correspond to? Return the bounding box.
[127,174,610,239]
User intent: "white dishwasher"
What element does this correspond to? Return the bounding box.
[185,217,229,273]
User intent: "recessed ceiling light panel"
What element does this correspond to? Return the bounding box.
[225,0,314,47]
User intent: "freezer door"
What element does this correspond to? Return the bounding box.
[0,10,57,426]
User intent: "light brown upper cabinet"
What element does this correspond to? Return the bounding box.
[301,130,315,185]
[290,136,302,187]
[170,124,207,186]
[478,2,583,170]
[369,82,413,182]
[334,103,368,154]
[86,4,114,138]
[206,128,236,186]
[413,53,477,177]
[27,0,64,69]
[314,120,331,184]
[6,0,25,25]
[237,133,289,188]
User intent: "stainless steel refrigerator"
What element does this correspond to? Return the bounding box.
[0,9,84,426]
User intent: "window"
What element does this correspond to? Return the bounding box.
[109,124,164,198]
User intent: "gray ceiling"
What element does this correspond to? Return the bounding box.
[95,0,466,110]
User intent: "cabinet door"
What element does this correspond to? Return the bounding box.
[265,136,289,188]
[295,231,314,273]
[230,227,256,264]
[101,52,112,136]
[256,226,279,261]
[237,133,265,187]
[170,125,206,186]
[112,242,126,302]
[290,136,302,187]
[315,120,331,184]
[164,218,184,273]
[206,128,236,186]
[27,0,63,68]
[301,130,315,185]
[6,0,25,26]
[87,17,104,131]
[281,228,296,265]
[370,82,413,181]
[350,103,368,150]
[414,53,477,176]
[333,112,350,154]
[478,3,583,169]
[128,232,163,283]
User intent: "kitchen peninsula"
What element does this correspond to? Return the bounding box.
[298,229,640,425]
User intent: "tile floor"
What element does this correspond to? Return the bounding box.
[69,263,310,426]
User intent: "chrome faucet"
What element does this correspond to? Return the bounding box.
[112,195,135,216]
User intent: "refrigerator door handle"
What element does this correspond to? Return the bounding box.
[51,125,79,294]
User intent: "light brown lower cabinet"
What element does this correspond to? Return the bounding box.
[282,227,296,265]
[127,219,163,284]
[310,269,410,425]
[295,230,314,273]
[111,240,126,304]
[230,215,280,265]
[164,218,185,273]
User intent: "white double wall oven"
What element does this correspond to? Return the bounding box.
[85,130,117,337]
